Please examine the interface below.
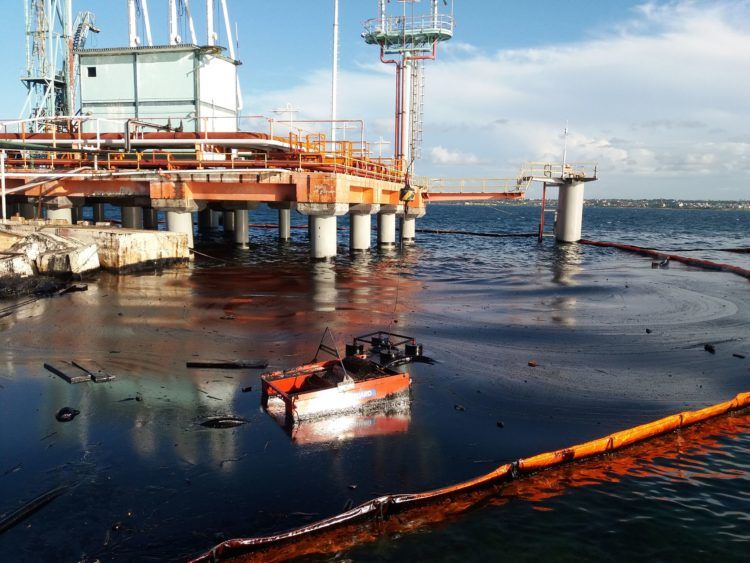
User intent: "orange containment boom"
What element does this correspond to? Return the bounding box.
[190,391,750,562]
[579,239,750,281]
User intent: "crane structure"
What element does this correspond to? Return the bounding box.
[363,0,454,173]
[21,0,98,130]
[21,0,74,125]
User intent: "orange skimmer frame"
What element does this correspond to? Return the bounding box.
[261,330,427,424]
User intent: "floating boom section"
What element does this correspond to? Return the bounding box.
[189,390,750,562]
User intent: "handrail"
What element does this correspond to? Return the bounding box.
[426,177,530,194]
[363,13,454,37]
[519,161,598,181]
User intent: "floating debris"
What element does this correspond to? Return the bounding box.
[200,417,249,429]
[55,407,80,422]
[186,360,268,370]
[733,353,746,359]
[118,393,142,403]
[44,361,91,384]
[72,359,116,383]
[57,283,88,295]
[704,344,716,354]
[3,463,22,476]
[0,485,67,535]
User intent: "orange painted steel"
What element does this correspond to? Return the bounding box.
[190,391,750,562]
[580,239,750,281]
[261,359,411,421]
[0,130,406,184]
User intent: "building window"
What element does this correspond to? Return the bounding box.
[87,67,97,78]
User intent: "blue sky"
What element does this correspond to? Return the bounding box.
[1,1,749,199]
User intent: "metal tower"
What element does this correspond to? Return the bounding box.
[363,0,454,171]
[21,0,74,126]
[21,0,99,130]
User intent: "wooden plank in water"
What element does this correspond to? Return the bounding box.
[72,359,116,383]
[186,359,268,370]
[44,361,91,384]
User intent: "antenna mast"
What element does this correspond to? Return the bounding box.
[331,0,339,145]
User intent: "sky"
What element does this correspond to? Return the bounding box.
[1,0,749,200]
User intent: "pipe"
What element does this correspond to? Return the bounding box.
[183,0,198,45]
[538,182,547,241]
[579,240,750,281]
[206,0,215,45]
[128,0,139,47]
[1,150,6,221]
[220,0,235,59]
[0,137,293,149]
[0,168,294,193]
[168,0,179,45]
[379,46,402,161]
[142,0,153,46]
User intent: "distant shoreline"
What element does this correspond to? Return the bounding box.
[434,200,750,211]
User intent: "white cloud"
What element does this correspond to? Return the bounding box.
[246,1,750,199]
[429,146,480,166]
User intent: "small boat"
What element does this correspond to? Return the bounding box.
[261,329,429,423]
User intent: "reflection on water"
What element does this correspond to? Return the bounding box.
[551,243,584,286]
[320,412,750,563]
[311,262,337,312]
[0,205,747,561]
[265,400,412,446]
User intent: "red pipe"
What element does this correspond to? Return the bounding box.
[380,46,402,162]
[579,240,750,281]
[405,39,438,62]
[538,183,547,241]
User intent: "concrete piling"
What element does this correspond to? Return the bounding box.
[210,210,221,229]
[554,181,585,243]
[349,204,379,253]
[278,208,291,242]
[198,208,212,233]
[400,216,416,245]
[167,211,194,248]
[377,207,398,248]
[222,211,235,233]
[93,203,106,223]
[298,203,347,260]
[19,203,36,220]
[47,208,73,224]
[143,208,159,230]
[121,206,144,229]
[310,215,338,260]
[234,209,249,247]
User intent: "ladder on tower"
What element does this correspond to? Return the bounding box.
[409,61,425,164]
